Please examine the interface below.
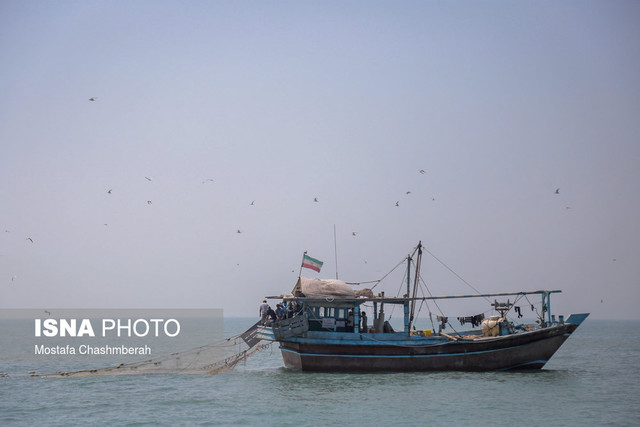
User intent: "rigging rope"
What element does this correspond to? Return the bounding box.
[421,246,490,303]
[368,254,411,291]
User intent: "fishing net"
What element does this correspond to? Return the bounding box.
[40,322,266,378]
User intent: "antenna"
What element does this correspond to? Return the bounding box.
[334,224,339,279]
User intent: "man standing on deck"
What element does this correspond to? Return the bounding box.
[259,300,270,325]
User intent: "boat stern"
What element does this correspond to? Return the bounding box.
[254,315,310,342]
[255,325,276,341]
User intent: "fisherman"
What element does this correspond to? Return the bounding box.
[287,302,297,318]
[259,300,270,325]
[361,311,368,333]
[276,303,286,320]
[267,306,278,324]
[347,310,354,332]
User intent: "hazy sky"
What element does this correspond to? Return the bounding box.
[1,1,638,319]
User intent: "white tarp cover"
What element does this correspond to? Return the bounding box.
[293,277,355,299]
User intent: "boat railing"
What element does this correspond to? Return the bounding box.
[271,315,309,340]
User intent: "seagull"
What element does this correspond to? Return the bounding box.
[26,237,33,243]
[89,97,97,101]
[419,169,426,174]
[406,191,411,195]
[250,200,255,205]
[395,201,399,207]
[237,229,242,234]
[147,200,152,204]
[107,189,113,194]
[555,188,560,194]
[314,197,319,202]
[11,275,17,281]
[44,310,51,316]
[352,232,357,236]
[145,177,153,181]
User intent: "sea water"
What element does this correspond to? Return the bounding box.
[1,318,639,426]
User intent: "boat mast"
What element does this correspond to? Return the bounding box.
[404,250,411,333]
[406,252,411,300]
[409,242,422,330]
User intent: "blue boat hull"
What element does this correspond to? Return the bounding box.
[277,322,581,372]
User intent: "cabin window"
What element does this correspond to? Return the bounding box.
[337,308,346,318]
[317,307,338,318]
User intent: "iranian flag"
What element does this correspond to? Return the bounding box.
[302,254,323,272]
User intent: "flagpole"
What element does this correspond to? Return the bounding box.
[298,251,307,278]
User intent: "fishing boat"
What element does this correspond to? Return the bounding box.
[255,242,589,372]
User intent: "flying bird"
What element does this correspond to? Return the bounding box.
[44,310,51,316]
[237,229,242,234]
[26,237,33,243]
[145,177,153,181]
[419,169,426,174]
[107,189,112,194]
[314,197,319,202]
[406,191,411,195]
[555,188,560,194]
[395,201,399,207]
[11,275,17,282]
[250,200,255,205]
[147,200,152,204]
[89,97,97,101]
[202,179,214,184]
[352,232,357,236]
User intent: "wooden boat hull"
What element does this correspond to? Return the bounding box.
[278,322,579,372]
